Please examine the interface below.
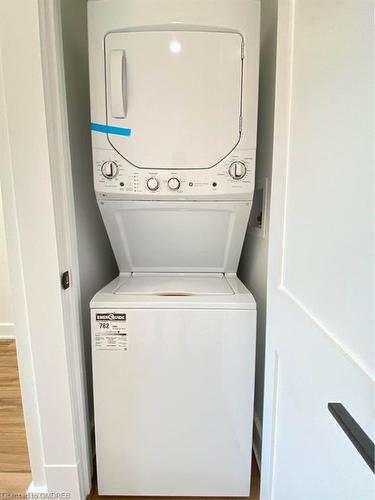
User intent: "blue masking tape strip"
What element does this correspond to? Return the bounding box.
[90,122,131,136]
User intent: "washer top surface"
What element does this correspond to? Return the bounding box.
[91,273,256,310]
[114,274,234,296]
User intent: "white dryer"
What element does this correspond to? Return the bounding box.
[88,0,260,496]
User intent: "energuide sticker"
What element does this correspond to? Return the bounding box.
[95,312,128,351]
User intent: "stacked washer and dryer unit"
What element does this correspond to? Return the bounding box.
[88,0,260,496]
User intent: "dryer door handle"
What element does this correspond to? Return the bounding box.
[109,49,126,119]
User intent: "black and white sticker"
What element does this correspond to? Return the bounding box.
[94,312,128,351]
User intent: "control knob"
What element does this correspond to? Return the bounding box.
[229,161,246,180]
[168,177,180,190]
[101,161,119,179]
[147,177,159,191]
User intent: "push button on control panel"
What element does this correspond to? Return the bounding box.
[101,161,119,179]
[229,161,246,180]
[147,177,159,191]
[168,177,180,190]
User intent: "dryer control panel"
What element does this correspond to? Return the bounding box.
[93,148,256,200]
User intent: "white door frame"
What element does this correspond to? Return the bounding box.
[259,1,293,497]
[0,0,91,496]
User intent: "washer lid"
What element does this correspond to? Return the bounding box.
[98,200,251,273]
[114,274,234,296]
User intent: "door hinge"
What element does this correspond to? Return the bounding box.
[239,116,243,132]
[241,40,245,59]
[61,270,70,290]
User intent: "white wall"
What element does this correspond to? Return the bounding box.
[0,184,14,337]
[59,0,118,419]
[238,0,278,463]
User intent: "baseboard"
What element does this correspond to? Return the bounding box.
[27,482,49,495]
[253,411,262,469]
[46,463,83,498]
[27,463,84,498]
[0,322,15,338]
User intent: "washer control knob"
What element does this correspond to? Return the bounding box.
[147,177,159,191]
[101,161,119,179]
[229,161,246,180]
[168,177,180,190]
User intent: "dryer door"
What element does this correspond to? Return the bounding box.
[105,30,243,170]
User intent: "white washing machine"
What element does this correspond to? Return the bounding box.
[88,0,260,496]
[91,273,256,496]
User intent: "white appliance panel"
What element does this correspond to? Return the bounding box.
[93,147,256,200]
[98,200,251,273]
[92,307,256,496]
[105,30,242,170]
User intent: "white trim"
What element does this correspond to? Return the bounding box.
[0,322,15,338]
[27,462,82,499]
[27,483,49,495]
[260,350,280,500]
[38,0,92,495]
[27,462,84,498]
[259,1,295,497]
[279,0,296,289]
[44,463,82,498]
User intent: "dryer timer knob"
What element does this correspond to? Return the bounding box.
[101,161,119,179]
[229,161,246,180]
[147,177,159,191]
[168,177,180,190]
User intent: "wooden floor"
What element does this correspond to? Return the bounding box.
[89,455,260,499]
[0,339,31,494]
